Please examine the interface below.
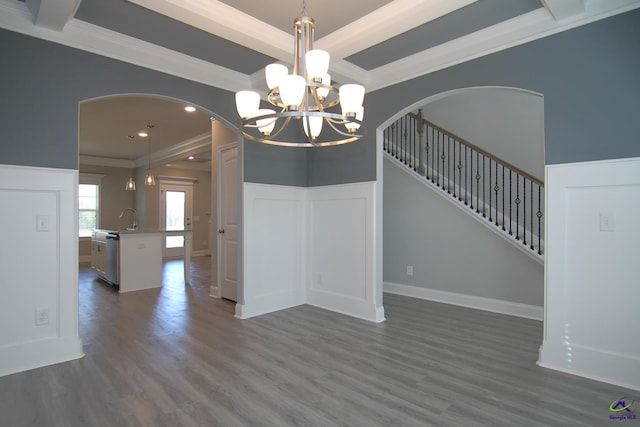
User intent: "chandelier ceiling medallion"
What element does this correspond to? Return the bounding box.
[235,1,366,147]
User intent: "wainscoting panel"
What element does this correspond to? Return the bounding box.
[307,182,384,322]
[538,157,640,391]
[237,183,306,319]
[0,165,84,377]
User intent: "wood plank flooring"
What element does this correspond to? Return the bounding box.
[1,256,638,426]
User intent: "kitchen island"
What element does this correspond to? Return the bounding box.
[91,229,192,292]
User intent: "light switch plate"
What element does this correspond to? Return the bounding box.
[36,215,49,232]
[599,213,614,232]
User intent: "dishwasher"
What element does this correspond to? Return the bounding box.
[105,232,120,287]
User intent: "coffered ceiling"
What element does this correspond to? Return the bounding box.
[2,0,640,167]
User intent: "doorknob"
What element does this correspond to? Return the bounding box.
[218,229,225,234]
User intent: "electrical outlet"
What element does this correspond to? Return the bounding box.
[35,308,49,326]
[407,265,414,276]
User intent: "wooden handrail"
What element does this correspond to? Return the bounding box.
[408,112,544,186]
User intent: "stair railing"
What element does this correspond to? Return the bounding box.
[383,109,544,257]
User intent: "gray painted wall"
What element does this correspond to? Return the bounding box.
[309,8,640,186]
[384,156,544,306]
[0,29,306,187]
[423,88,545,181]
[2,8,639,187]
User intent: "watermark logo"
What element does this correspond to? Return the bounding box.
[610,398,637,421]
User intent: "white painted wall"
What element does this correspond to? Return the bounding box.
[539,157,640,391]
[424,87,545,180]
[239,181,383,322]
[0,165,83,376]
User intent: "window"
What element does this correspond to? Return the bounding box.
[79,183,99,237]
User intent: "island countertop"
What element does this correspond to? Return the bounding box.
[94,228,192,235]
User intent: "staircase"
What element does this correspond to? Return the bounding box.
[384,110,544,262]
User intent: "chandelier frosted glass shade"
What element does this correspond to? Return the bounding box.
[235,13,366,147]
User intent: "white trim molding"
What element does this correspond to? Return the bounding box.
[0,164,84,377]
[384,282,543,321]
[538,157,640,391]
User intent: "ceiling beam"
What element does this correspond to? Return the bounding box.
[541,0,585,21]
[25,0,81,31]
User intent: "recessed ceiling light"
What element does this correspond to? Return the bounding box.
[138,131,148,137]
[185,106,196,113]
[188,156,195,160]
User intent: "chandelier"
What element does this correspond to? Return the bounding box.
[234,2,366,147]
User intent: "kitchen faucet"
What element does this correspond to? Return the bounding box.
[119,208,137,230]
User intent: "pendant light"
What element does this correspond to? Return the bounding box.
[125,135,136,191]
[143,125,156,186]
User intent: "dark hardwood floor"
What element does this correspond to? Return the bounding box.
[0,256,637,426]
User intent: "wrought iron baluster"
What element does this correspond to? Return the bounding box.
[489,159,493,222]
[515,173,521,241]
[457,142,463,201]
[446,136,451,194]
[469,148,474,209]
[537,186,543,255]
[475,151,480,214]
[494,161,499,227]
[530,181,534,250]
[452,136,457,197]
[508,170,512,235]
[425,124,430,180]
[522,177,527,246]
[482,154,486,217]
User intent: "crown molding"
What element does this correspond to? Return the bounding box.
[316,0,477,60]
[0,0,250,92]
[367,0,640,92]
[79,156,136,169]
[128,0,293,62]
[138,132,212,169]
[2,0,639,97]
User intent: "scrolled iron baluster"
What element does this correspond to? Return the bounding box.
[530,181,534,251]
[482,154,486,217]
[489,159,493,222]
[537,186,543,255]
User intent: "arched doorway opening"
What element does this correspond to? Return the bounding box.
[376,86,545,318]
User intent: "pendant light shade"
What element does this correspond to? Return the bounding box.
[125,177,136,191]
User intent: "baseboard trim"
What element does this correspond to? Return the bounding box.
[384,281,543,321]
[192,250,210,257]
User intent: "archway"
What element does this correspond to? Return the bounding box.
[77,93,240,312]
[376,86,545,317]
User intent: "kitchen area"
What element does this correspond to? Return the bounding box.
[90,225,192,293]
[77,96,234,293]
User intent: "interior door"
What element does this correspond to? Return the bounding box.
[218,143,239,301]
[160,182,193,259]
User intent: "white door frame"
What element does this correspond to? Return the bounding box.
[159,180,193,258]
